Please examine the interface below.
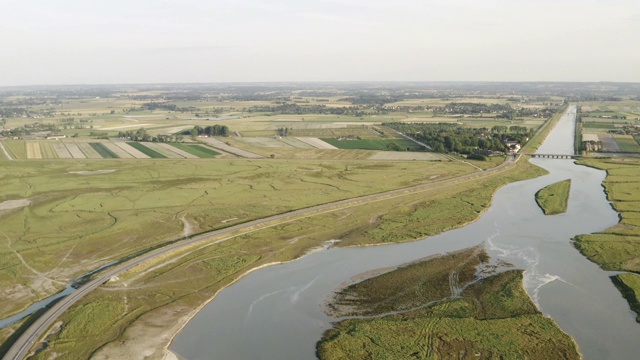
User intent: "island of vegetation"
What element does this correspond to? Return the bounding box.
[317,245,579,359]
[535,179,572,215]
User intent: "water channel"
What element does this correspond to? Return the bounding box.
[171,105,640,359]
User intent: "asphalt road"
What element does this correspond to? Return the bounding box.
[2,154,520,360]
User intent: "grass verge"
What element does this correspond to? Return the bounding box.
[535,179,571,215]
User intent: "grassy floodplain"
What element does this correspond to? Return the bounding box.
[318,246,579,359]
[535,179,571,215]
[9,155,550,359]
[0,158,481,319]
[574,157,640,322]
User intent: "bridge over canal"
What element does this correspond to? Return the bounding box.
[527,153,582,159]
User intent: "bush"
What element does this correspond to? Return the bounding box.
[467,154,487,161]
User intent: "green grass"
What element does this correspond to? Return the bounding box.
[0,158,485,319]
[535,179,571,215]
[612,273,640,322]
[128,142,166,158]
[89,143,118,158]
[328,246,486,317]
[318,247,578,359]
[3,140,25,159]
[582,122,617,129]
[170,143,220,158]
[614,135,640,153]
[321,138,423,151]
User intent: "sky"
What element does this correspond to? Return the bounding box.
[1,0,639,85]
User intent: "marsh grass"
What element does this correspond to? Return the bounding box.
[317,247,578,359]
[575,157,640,321]
[535,179,571,215]
[0,158,483,319]
[21,156,548,359]
[612,273,640,322]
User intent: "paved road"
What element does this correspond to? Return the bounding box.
[2,154,521,360]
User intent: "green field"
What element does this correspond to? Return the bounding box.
[128,142,166,158]
[614,135,640,153]
[582,122,617,129]
[321,138,423,151]
[535,179,571,215]
[318,246,578,359]
[89,142,118,158]
[170,143,220,158]
[3,140,26,159]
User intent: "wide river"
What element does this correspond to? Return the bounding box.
[171,105,640,359]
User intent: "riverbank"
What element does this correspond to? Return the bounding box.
[574,157,640,322]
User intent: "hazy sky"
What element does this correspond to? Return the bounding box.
[1,0,638,85]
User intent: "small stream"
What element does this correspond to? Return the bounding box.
[0,260,118,329]
[171,105,640,359]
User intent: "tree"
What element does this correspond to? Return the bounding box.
[386,142,401,151]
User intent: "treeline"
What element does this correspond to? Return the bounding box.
[0,122,60,136]
[384,123,533,154]
[117,128,183,143]
[246,103,373,117]
[430,103,555,120]
[140,102,197,113]
[180,125,229,137]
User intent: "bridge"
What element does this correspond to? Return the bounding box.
[527,153,582,159]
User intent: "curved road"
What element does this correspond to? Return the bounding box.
[3,154,522,360]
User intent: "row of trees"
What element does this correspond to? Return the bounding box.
[117,128,185,143]
[180,125,230,137]
[245,103,374,117]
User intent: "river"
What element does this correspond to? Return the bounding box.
[171,105,640,359]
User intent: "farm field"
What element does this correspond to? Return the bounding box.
[0,140,222,159]
[321,137,423,151]
[614,135,640,153]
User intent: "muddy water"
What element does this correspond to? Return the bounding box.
[171,106,640,359]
